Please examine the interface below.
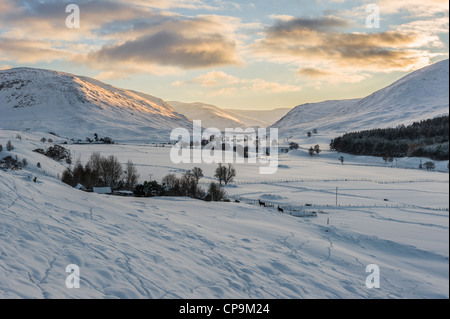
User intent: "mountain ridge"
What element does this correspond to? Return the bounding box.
[168,100,291,129]
[0,67,192,142]
[272,59,449,140]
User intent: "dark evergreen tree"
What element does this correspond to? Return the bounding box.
[6,140,13,151]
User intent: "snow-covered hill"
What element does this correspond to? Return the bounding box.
[273,59,449,140]
[0,129,448,298]
[0,68,192,142]
[168,101,290,130]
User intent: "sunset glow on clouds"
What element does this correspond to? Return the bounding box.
[0,0,448,109]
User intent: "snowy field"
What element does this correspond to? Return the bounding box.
[0,129,448,298]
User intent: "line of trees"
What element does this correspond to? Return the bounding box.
[330,116,449,161]
[133,165,231,202]
[63,154,237,202]
[61,152,139,190]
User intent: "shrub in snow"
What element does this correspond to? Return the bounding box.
[424,161,435,170]
[99,137,114,144]
[34,145,71,162]
[46,145,71,161]
[289,142,299,150]
[6,140,14,151]
[134,181,164,197]
[0,155,22,170]
[314,144,321,154]
[206,182,226,202]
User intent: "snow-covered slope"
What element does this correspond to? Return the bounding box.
[273,59,449,139]
[168,101,290,130]
[272,98,360,137]
[0,68,192,142]
[0,129,448,298]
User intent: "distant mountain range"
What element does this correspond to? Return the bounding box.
[272,59,449,141]
[168,101,290,130]
[1,60,448,143]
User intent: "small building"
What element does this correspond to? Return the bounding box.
[113,190,134,197]
[74,183,87,191]
[93,187,112,195]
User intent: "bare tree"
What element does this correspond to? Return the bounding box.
[162,173,181,194]
[85,152,102,187]
[124,160,139,191]
[214,163,236,185]
[180,171,199,198]
[99,155,123,188]
[191,167,204,184]
[214,164,226,185]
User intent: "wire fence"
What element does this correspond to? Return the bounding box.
[228,195,316,218]
[204,177,449,186]
[229,195,449,217]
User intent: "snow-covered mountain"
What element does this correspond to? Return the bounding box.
[168,100,290,130]
[0,68,192,142]
[168,101,248,130]
[273,59,449,139]
[231,107,291,128]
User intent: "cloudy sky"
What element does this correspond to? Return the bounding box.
[0,0,448,109]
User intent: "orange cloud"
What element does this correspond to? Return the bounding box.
[0,38,74,63]
[172,71,302,95]
[253,15,444,79]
